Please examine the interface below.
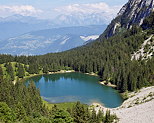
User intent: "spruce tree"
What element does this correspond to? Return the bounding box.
[17,64,25,78]
[0,66,3,77]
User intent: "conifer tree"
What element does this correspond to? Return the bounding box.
[0,66,3,77]
[0,102,16,122]
[17,64,25,78]
[6,63,14,81]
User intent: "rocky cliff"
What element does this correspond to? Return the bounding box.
[100,0,154,39]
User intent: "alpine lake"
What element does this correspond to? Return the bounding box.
[25,72,123,108]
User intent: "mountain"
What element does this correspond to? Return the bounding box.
[0,0,153,122]
[100,0,154,38]
[0,4,119,41]
[0,11,116,41]
[0,15,55,40]
[0,25,106,55]
[0,14,43,24]
[54,12,113,27]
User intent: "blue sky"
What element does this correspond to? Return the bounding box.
[0,0,128,19]
[0,0,127,7]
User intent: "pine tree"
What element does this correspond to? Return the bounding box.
[14,102,26,121]
[43,65,48,74]
[6,63,14,81]
[97,109,104,122]
[72,101,90,123]
[0,102,16,122]
[17,64,25,78]
[0,66,3,77]
[51,105,73,123]
[91,108,97,123]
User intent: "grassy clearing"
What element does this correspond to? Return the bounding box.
[0,62,43,83]
[42,100,77,110]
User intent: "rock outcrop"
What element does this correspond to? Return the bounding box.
[100,0,154,39]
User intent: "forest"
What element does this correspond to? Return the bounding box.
[0,76,118,122]
[0,12,154,92]
[0,12,153,122]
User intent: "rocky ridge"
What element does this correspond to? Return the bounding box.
[100,0,154,38]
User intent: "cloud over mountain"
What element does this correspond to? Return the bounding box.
[0,5,42,17]
[53,2,121,25]
[0,2,122,26]
[54,2,120,15]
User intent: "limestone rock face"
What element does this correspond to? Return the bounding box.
[101,0,154,39]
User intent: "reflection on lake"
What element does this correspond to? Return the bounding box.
[25,72,123,108]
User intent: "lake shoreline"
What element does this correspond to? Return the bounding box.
[20,70,116,90]
[99,81,117,88]
[18,70,75,84]
[85,72,98,76]
[91,86,154,123]
[23,71,123,108]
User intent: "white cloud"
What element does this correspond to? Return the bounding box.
[0,2,122,25]
[0,5,42,17]
[53,2,121,25]
[54,2,121,16]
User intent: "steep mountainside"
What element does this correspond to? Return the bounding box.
[100,0,154,38]
[0,0,153,123]
[0,1,153,89]
[131,35,154,60]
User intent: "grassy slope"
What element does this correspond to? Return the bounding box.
[43,100,77,110]
[0,62,43,82]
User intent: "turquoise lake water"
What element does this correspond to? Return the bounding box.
[25,72,123,108]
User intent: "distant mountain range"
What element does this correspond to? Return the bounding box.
[53,12,112,27]
[0,25,106,55]
[0,15,55,40]
[0,10,115,40]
